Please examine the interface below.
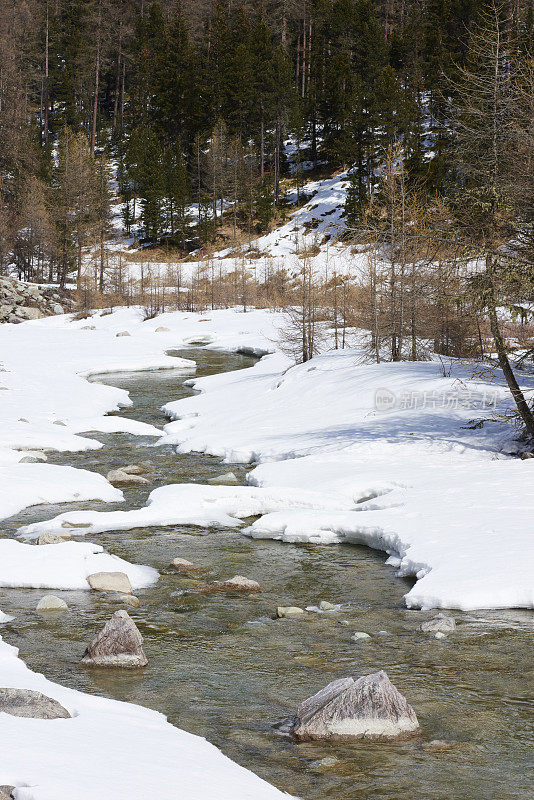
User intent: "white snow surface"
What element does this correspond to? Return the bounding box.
[21,322,533,611]
[0,634,293,800]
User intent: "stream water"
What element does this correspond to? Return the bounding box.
[1,349,532,800]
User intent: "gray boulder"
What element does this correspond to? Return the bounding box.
[291,671,420,741]
[420,614,456,635]
[81,610,147,668]
[0,688,70,719]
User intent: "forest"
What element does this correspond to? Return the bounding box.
[0,0,533,433]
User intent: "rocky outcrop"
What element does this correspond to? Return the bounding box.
[0,688,70,719]
[291,671,420,741]
[81,610,147,668]
[87,571,132,594]
[0,277,75,324]
[200,575,261,593]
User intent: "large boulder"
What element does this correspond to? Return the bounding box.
[0,688,70,719]
[291,671,420,741]
[87,571,132,594]
[81,610,147,668]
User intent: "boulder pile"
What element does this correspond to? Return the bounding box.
[0,277,75,324]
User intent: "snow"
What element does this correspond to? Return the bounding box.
[0,634,293,800]
[21,328,532,611]
[0,539,158,590]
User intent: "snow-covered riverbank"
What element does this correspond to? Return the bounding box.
[16,307,533,612]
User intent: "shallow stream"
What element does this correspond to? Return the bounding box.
[1,350,532,799]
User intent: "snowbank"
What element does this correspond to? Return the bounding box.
[0,634,293,800]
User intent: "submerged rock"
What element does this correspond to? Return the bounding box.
[207,472,239,485]
[0,688,70,719]
[167,557,206,574]
[98,592,140,609]
[277,606,306,618]
[200,575,261,593]
[106,468,151,487]
[291,671,420,741]
[36,595,68,612]
[81,610,147,668]
[420,614,456,635]
[87,571,132,594]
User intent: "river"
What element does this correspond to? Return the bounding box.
[1,349,532,800]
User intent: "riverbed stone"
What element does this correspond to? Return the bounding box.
[167,557,205,574]
[319,600,337,611]
[87,571,132,594]
[291,671,420,741]
[420,614,456,635]
[120,463,150,476]
[38,531,71,545]
[81,610,147,668]
[200,575,261,593]
[98,592,140,608]
[351,631,371,641]
[277,606,306,618]
[19,450,48,463]
[0,688,70,719]
[207,472,239,485]
[106,468,151,487]
[36,595,68,612]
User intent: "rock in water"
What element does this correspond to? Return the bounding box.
[277,606,306,618]
[106,468,151,487]
[200,575,261,593]
[167,557,206,574]
[36,595,68,612]
[0,688,70,719]
[87,571,132,594]
[81,610,147,668]
[207,472,239,485]
[420,614,456,635]
[291,671,420,741]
